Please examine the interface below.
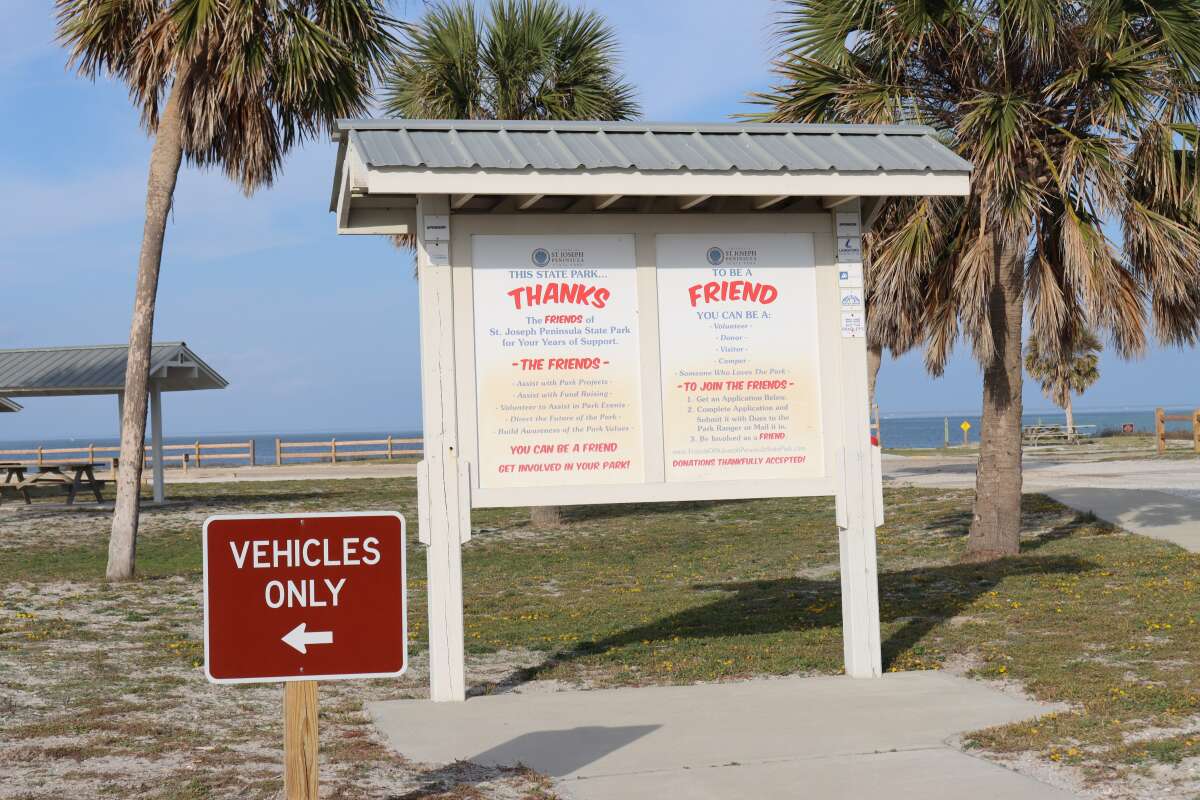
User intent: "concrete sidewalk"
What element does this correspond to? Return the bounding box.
[1046,488,1200,552]
[370,672,1076,799]
[884,454,1200,553]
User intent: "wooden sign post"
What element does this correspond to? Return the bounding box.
[202,512,407,797]
[284,680,319,799]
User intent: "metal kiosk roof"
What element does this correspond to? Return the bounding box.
[0,342,228,503]
[330,119,971,232]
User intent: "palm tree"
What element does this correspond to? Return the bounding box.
[57,0,400,580]
[383,0,638,529]
[383,0,637,122]
[1025,329,1102,435]
[752,1,1200,559]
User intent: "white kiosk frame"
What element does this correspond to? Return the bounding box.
[330,120,972,701]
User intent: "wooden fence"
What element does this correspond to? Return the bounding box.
[0,440,256,470]
[1155,408,1200,455]
[274,436,422,465]
[0,436,425,470]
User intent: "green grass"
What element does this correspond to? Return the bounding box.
[0,529,200,584]
[884,445,979,456]
[4,478,1199,792]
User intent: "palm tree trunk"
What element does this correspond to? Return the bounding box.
[107,79,186,581]
[965,238,1025,561]
[1064,394,1074,434]
[867,341,883,437]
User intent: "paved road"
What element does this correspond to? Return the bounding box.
[371,672,1075,799]
[158,462,418,483]
[886,454,1200,552]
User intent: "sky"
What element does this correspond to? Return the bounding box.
[1,0,1197,441]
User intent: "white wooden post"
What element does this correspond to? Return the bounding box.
[150,381,165,503]
[116,391,125,440]
[415,194,468,701]
[831,199,883,678]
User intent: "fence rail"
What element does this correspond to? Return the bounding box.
[0,440,256,470]
[274,436,422,465]
[0,435,422,469]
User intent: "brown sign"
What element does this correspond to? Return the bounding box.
[203,512,406,684]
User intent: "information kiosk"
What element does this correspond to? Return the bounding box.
[329,120,972,701]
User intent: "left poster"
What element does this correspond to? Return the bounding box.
[472,235,645,489]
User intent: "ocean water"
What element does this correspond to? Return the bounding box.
[0,411,1192,464]
[880,408,1194,449]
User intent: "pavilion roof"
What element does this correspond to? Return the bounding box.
[0,342,228,397]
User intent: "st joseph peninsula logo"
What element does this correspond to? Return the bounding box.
[707,245,757,266]
[531,247,585,267]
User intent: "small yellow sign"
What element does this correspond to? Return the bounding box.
[960,420,972,432]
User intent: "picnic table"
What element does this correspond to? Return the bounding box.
[1,462,27,498]
[0,462,106,505]
[1021,424,1096,447]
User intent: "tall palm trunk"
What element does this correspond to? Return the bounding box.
[965,237,1025,560]
[107,79,186,581]
[866,340,883,445]
[1064,394,1074,434]
[867,339,882,414]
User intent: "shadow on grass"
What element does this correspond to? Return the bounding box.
[162,490,332,506]
[498,550,1093,688]
[556,498,758,524]
[1020,509,1104,553]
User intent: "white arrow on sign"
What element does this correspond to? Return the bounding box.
[282,622,334,654]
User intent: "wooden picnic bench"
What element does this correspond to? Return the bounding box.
[1,462,27,504]
[1021,424,1096,447]
[0,462,106,505]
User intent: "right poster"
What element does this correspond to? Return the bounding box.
[656,234,825,482]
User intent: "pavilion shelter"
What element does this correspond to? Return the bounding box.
[0,343,228,502]
[0,398,21,412]
[329,119,972,701]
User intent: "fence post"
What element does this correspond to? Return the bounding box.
[88,443,95,464]
[387,434,394,461]
[330,438,338,464]
[275,437,282,466]
[36,446,43,467]
[182,453,189,474]
[195,440,202,468]
[248,438,256,467]
[1194,409,1200,455]
[1155,408,1166,455]
[943,417,949,449]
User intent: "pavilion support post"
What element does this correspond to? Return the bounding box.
[116,392,125,441]
[830,200,883,678]
[415,194,468,702]
[150,381,165,503]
